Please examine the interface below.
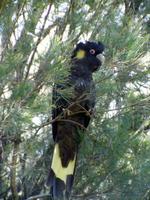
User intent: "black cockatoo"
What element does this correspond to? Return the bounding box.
[47,41,105,199]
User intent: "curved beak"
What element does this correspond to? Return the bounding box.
[96,52,105,65]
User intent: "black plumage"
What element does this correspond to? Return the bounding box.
[47,41,105,200]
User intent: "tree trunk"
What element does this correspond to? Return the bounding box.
[10,141,20,200]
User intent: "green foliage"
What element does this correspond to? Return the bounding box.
[0,0,149,200]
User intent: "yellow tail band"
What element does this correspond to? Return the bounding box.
[51,143,76,183]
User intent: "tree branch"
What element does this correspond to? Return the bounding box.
[26,193,51,200]
[25,3,52,79]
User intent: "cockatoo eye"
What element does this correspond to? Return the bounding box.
[90,49,95,54]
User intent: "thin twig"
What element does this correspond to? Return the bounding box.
[56,119,87,130]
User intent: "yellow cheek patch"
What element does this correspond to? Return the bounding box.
[76,50,85,59]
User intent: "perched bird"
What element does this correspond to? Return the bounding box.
[47,41,105,199]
